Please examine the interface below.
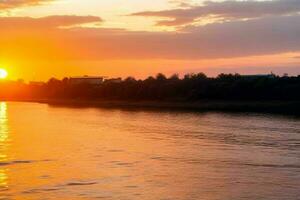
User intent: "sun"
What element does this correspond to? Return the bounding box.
[0,69,8,79]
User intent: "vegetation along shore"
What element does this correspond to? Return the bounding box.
[1,73,300,115]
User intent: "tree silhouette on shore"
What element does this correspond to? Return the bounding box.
[1,73,300,101]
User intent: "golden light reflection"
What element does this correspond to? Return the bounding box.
[0,169,8,187]
[0,102,9,144]
[0,102,9,188]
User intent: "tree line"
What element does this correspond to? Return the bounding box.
[1,73,300,101]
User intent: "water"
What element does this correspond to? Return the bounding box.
[0,102,299,200]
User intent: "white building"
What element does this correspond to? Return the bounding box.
[69,76,105,85]
[105,78,122,83]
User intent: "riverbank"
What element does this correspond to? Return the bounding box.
[2,98,300,115]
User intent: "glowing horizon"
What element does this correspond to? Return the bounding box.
[0,0,299,81]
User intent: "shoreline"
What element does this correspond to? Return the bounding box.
[2,98,300,115]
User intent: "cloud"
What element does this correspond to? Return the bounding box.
[0,15,102,30]
[0,14,300,61]
[131,0,300,26]
[60,14,300,60]
[0,0,53,10]
[0,15,103,61]
[168,0,193,8]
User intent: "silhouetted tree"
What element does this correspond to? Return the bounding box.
[1,72,300,102]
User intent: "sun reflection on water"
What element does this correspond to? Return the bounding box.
[0,102,9,187]
[0,102,9,143]
[0,169,8,187]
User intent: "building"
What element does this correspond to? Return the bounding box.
[241,73,276,79]
[104,78,122,83]
[69,76,105,85]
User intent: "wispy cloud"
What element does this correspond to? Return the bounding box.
[1,14,300,61]
[131,0,300,26]
[168,0,194,8]
[0,0,54,10]
[0,15,102,30]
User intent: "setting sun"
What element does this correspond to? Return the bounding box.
[0,69,8,79]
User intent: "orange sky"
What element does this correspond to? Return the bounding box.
[0,0,300,81]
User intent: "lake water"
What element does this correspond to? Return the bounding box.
[0,102,299,200]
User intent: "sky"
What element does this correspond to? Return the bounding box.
[0,0,300,81]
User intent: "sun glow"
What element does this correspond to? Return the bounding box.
[0,69,8,79]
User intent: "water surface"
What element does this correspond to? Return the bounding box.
[0,102,299,200]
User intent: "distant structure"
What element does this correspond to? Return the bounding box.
[69,76,106,85]
[241,73,276,79]
[105,78,122,83]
